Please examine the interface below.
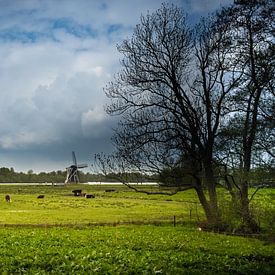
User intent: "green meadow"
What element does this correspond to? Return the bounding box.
[0,184,204,225]
[0,184,274,274]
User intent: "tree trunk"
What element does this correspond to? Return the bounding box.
[194,174,221,227]
[205,170,219,217]
[203,157,221,224]
[195,186,212,221]
[239,170,260,233]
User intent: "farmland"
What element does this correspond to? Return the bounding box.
[0,184,274,274]
[0,184,204,226]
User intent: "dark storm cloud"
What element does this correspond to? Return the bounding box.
[0,0,232,172]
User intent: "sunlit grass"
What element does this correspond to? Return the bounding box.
[0,184,204,225]
[0,184,274,273]
[0,225,274,274]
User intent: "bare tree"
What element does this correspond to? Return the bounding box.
[98,1,274,232]
[103,4,238,227]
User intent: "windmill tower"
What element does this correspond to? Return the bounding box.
[65,151,88,183]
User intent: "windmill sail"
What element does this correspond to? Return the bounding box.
[77,164,88,169]
[65,151,88,184]
[72,151,77,166]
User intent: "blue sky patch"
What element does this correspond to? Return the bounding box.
[0,28,51,43]
[0,17,98,44]
[107,24,123,34]
[52,18,97,38]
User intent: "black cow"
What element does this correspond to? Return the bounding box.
[5,195,11,202]
[72,190,82,196]
[85,194,95,199]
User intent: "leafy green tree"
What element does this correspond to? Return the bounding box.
[216,0,274,232]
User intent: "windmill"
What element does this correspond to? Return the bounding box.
[65,151,88,183]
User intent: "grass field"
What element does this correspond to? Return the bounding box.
[0,184,274,274]
[0,184,205,226]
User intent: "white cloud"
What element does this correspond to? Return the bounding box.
[0,39,117,152]
[0,0,233,171]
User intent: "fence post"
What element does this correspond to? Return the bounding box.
[196,203,199,221]
[173,215,176,227]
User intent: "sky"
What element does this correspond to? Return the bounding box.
[0,0,232,173]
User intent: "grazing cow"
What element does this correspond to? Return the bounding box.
[5,195,11,202]
[72,189,82,196]
[85,194,95,199]
[37,195,45,199]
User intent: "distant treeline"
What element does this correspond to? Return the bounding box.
[0,166,272,186]
[0,167,157,183]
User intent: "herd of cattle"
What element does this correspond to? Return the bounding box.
[4,189,96,202]
[71,189,95,198]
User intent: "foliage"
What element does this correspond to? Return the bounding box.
[158,166,194,187]
[0,225,274,274]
